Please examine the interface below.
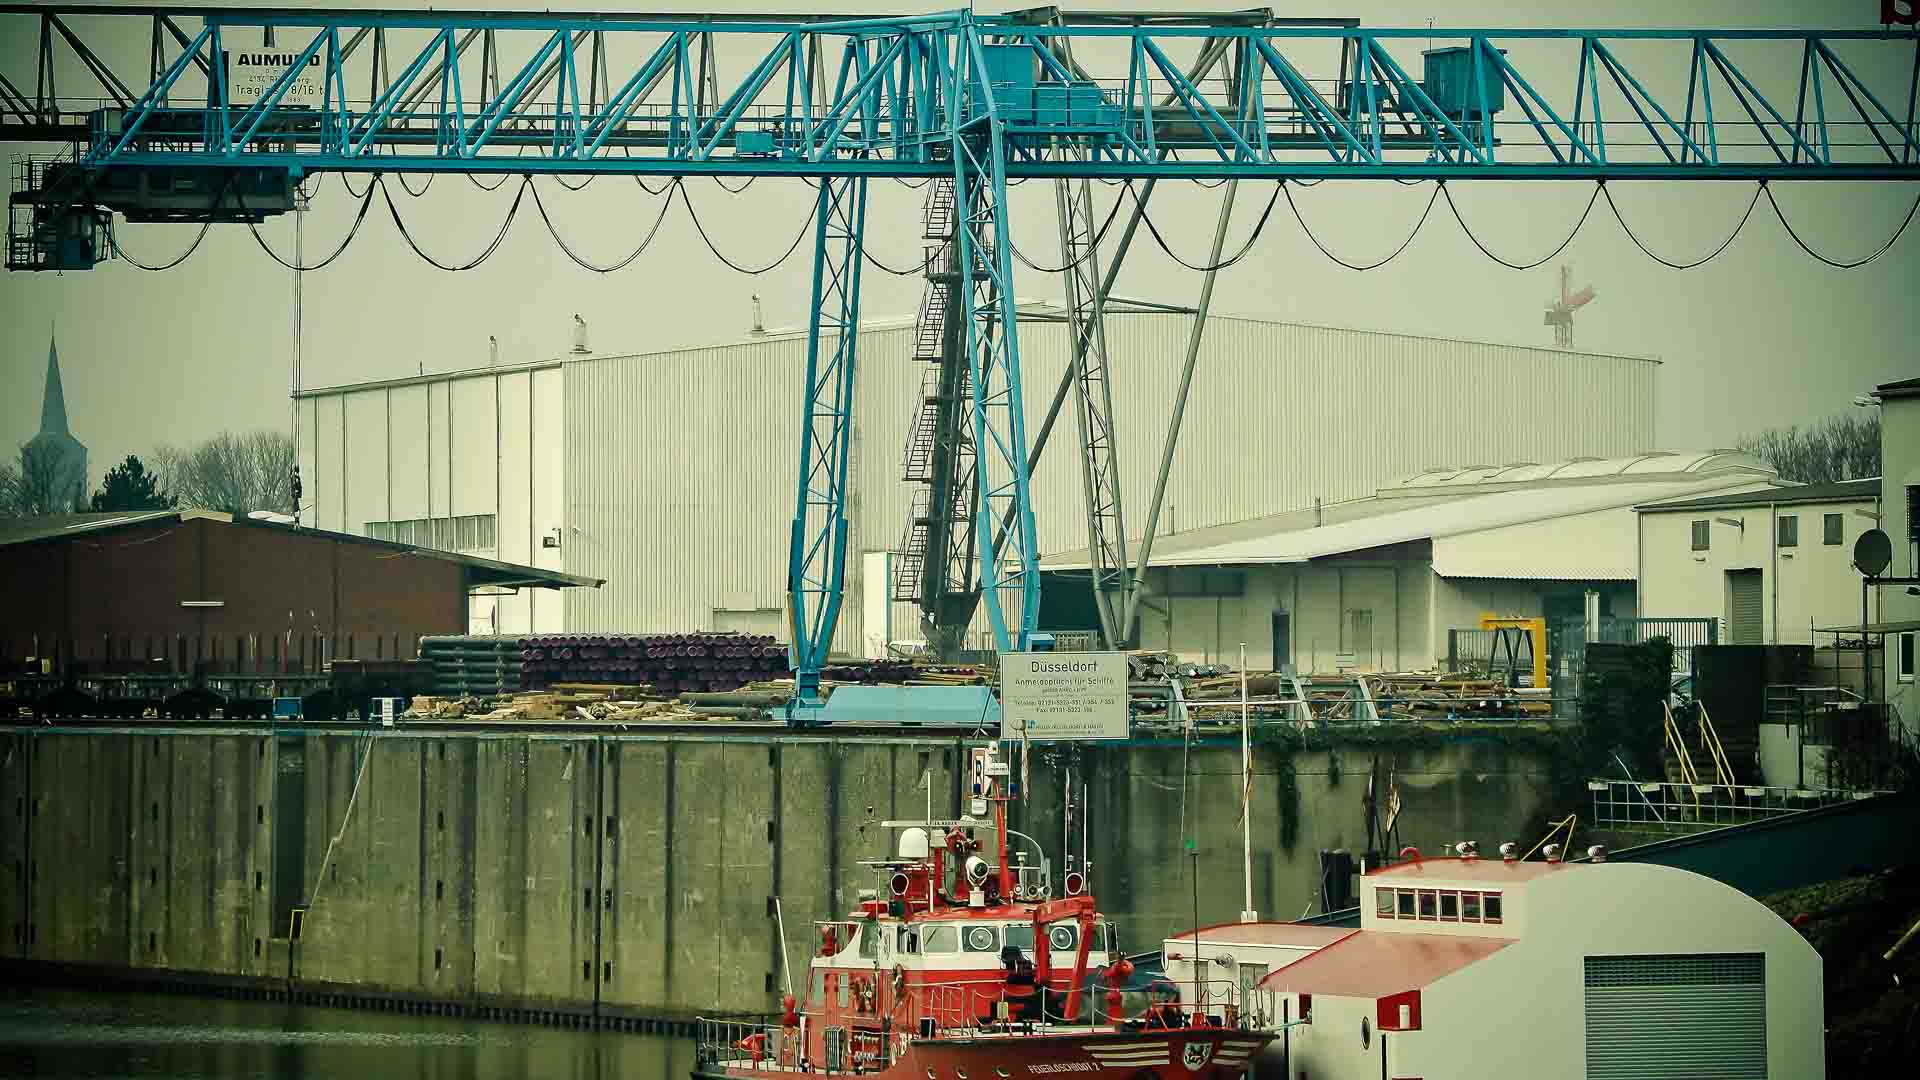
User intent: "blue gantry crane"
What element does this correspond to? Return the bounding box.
[3,5,1916,723]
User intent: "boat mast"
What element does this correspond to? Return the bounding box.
[1240,642,1256,922]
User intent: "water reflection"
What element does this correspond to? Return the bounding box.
[0,989,696,1079]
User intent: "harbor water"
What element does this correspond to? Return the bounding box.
[0,989,696,1079]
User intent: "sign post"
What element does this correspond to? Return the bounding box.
[996,651,1128,741]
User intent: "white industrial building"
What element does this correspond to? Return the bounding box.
[296,308,1659,648]
[1040,451,1781,672]
[1635,479,1883,646]
[1258,856,1823,1080]
[1868,376,1919,738]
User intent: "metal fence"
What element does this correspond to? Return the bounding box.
[1586,778,1870,832]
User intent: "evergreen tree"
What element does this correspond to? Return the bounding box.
[90,454,177,512]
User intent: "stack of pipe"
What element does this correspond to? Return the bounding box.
[519,634,791,695]
[420,636,522,697]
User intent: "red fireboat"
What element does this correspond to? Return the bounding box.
[693,745,1274,1079]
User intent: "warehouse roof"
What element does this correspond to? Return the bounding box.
[0,510,603,590]
[1875,376,1920,400]
[1637,477,1880,512]
[1389,450,1768,497]
[1258,931,1509,997]
[1042,452,1777,574]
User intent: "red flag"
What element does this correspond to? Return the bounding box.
[1886,1,1919,26]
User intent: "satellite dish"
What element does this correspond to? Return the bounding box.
[1853,529,1893,578]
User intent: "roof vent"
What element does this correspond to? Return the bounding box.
[1543,843,1563,863]
[1499,842,1518,863]
[1454,840,1479,859]
[1587,844,1607,863]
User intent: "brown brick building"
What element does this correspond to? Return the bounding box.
[0,510,597,674]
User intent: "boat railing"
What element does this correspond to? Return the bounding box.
[693,1015,807,1074]
[908,972,1252,1037]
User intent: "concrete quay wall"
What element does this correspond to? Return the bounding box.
[0,727,1551,1020]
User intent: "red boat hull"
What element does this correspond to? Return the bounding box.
[697,1026,1271,1080]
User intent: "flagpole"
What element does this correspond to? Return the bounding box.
[1239,642,1256,923]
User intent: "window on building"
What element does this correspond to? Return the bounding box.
[857,925,880,960]
[1003,924,1035,952]
[1417,890,1437,920]
[1483,893,1504,924]
[1690,520,1710,551]
[1439,892,1459,920]
[1298,993,1312,1021]
[1909,485,1920,545]
[365,513,497,554]
[1375,889,1395,918]
[1462,892,1482,921]
[1777,514,1798,547]
[1395,890,1415,918]
[1824,512,1844,546]
[1901,632,1915,684]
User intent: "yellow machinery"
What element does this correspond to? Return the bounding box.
[1479,615,1547,690]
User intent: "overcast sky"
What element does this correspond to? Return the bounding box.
[2,0,1915,489]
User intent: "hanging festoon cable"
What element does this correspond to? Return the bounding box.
[243,178,381,272]
[1602,181,1765,270]
[675,180,817,276]
[381,174,531,271]
[1440,180,1601,271]
[1284,178,1439,272]
[1128,178,1285,272]
[1762,181,1920,270]
[528,177,678,273]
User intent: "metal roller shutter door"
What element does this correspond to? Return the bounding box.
[1727,570,1764,645]
[1585,954,1766,1080]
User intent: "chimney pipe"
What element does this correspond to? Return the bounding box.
[751,294,766,335]
[571,314,590,355]
[488,335,500,367]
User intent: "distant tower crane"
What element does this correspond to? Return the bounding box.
[1544,265,1596,349]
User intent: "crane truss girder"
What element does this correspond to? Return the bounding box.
[5,8,1915,182]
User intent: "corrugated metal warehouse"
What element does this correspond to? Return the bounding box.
[295,308,1659,650]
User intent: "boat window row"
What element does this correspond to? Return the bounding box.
[1374,887,1503,924]
[863,921,1112,957]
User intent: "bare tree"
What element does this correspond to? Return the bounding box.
[152,431,296,514]
[1735,411,1881,485]
[6,442,86,516]
[0,461,19,517]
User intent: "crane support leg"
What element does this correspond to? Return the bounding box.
[786,173,868,725]
[953,119,1038,653]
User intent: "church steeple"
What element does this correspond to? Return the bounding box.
[40,331,70,436]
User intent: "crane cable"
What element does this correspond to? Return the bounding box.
[1284,179,1439,272]
[1440,180,1601,272]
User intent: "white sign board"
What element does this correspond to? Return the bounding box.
[997,651,1128,741]
[223,34,323,107]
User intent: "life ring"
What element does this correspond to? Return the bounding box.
[735,1032,768,1063]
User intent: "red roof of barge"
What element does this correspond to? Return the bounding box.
[1257,931,1508,997]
